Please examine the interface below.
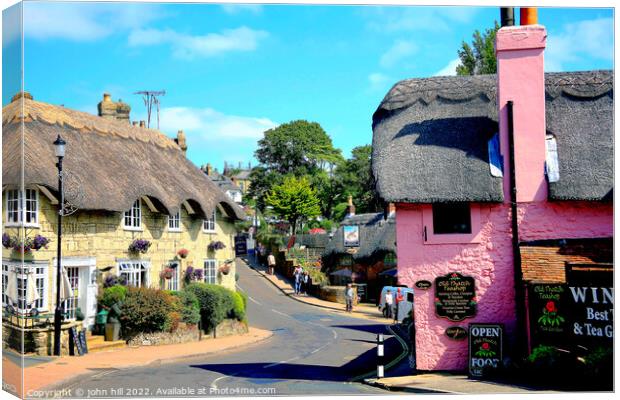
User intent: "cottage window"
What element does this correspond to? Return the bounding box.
[384,252,397,267]
[5,188,39,227]
[2,261,48,313]
[204,259,217,284]
[63,266,80,320]
[123,199,142,230]
[340,255,353,266]
[432,203,471,234]
[203,210,216,233]
[168,210,181,232]
[118,260,150,287]
[166,261,180,291]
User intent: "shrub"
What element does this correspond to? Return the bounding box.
[184,283,239,332]
[98,285,127,308]
[231,291,246,321]
[170,290,201,325]
[102,274,127,288]
[119,287,172,337]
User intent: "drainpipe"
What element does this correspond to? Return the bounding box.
[507,101,526,356]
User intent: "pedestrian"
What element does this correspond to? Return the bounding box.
[302,271,309,295]
[267,252,276,275]
[345,283,354,313]
[384,289,393,319]
[394,287,404,323]
[294,267,303,295]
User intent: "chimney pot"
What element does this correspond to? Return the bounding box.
[176,130,188,155]
[132,121,138,126]
[139,120,146,128]
[103,93,112,102]
[520,8,538,25]
[345,195,356,218]
[500,7,515,27]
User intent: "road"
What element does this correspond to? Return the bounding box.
[50,259,402,396]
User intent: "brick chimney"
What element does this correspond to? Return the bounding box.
[206,163,213,176]
[175,130,188,155]
[345,195,356,218]
[98,93,131,123]
[496,14,547,202]
[139,120,146,128]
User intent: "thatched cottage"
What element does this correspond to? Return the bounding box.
[372,23,612,371]
[2,92,244,329]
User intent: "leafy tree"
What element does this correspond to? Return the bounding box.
[265,176,321,234]
[456,22,500,75]
[333,145,381,216]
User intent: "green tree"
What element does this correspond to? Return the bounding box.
[333,145,380,216]
[265,176,321,234]
[456,22,500,75]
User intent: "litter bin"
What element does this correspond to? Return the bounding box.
[95,309,108,335]
[104,303,122,341]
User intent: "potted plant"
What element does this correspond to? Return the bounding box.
[160,267,175,280]
[128,238,151,254]
[219,264,231,275]
[177,248,189,259]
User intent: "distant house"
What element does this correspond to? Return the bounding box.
[322,205,396,303]
[202,164,243,204]
[2,92,245,331]
[230,169,252,195]
[372,24,612,371]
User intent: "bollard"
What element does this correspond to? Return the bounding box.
[377,333,384,378]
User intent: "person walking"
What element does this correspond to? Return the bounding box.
[302,271,309,295]
[394,287,404,323]
[345,283,354,313]
[384,289,393,319]
[267,252,276,275]
[294,269,302,295]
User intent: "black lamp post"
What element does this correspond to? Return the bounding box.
[53,134,66,356]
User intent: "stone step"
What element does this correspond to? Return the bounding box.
[86,334,126,354]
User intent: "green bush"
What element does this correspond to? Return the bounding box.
[170,290,201,325]
[184,283,243,331]
[527,345,562,369]
[231,291,246,321]
[98,285,127,309]
[119,287,172,337]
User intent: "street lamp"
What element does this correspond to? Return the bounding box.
[53,134,66,356]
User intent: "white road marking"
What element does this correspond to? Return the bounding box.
[264,356,300,368]
[210,375,227,389]
[271,309,291,318]
[247,296,261,305]
[332,330,338,339]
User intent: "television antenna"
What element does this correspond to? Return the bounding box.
[134,90,166,129]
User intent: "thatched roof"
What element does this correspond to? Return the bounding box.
[291,233,330,249]
[372,70,613,203]
[323,213,396,263]
[2,96,245,220]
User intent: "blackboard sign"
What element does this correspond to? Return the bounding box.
[69,327,85,356]
[415,280,432,290]
[527,284,569,347]
[79,329,89,354]
[468,324,503,377]
[434,272,476,322]
[234,236,247,256]
[445,326,468,340]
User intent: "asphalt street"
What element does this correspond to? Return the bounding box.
[49,260,401,397]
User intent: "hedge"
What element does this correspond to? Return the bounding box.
[169,290,201,325]
[119,287,172,337]
[184,283,246,332]
[98,285,127,309]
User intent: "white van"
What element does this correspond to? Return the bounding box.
[378,286,414,322]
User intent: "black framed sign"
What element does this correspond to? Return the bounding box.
[445,326,468,340]
[468,324,503,377]
[415,280,432,290]
[434,272,476,322]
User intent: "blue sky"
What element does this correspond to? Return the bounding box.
[2,2,614,171]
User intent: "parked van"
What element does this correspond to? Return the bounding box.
[378,286,414,322]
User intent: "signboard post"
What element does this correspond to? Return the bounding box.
[468,324,503,377]
[434,272,477,322]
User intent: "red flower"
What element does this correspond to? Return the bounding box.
[434,298,440,302]
[481,342,490,350]
[545,301,556,313]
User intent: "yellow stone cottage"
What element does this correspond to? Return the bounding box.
[1,92,245,329]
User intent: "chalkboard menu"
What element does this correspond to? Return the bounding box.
[69,327,85,356]
[434,272,476,322]
[468,324,503,377]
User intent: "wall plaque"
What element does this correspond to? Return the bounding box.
[468,324,503,377]
[434,272,476,322]
[415,280,432,290]
[445,326,468,340]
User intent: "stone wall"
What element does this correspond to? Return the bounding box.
[126,319,248,346]
[317,285,358,305]
[2,320,82,356]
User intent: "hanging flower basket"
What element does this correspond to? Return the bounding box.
[2,233,50,253]
[177,248,189,259]
[128,238,151,254]
[183,266,204,283]
[160,267,175,280]
[219,264,231,275]
[208,241,226,251]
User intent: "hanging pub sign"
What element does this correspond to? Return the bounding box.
[445,326,468,340]
[434,272,476,322]
[527,283,569,347]
[234,235,247,256]
[415,280,432,290]
[343,225,360,247]
[468,324,503,377]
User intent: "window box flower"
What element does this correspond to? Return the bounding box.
[2,233,50,253]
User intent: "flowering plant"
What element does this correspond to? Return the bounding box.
[128,239,151,253]
[103,273,127,288]
[183,266,204,283]
[177,248,189,259]
[2,233,51,253]
[219,264,231,275]
[160,267,175,280]
[208,241,226,251]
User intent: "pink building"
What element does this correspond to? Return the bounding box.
[371,24,613,371]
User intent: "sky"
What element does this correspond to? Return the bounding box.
[2,1,614,171]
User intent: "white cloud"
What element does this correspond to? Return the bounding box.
[128,26,269,59]
[23,2,163,41]
[380,39,417,68]
[159,107,277,141]
[365,7,479,34]
[368,72,391,91]
[434,58,461,76]
[545,18,613,72]
[221,4,263,15]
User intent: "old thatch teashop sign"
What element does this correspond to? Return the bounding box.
[468,324,503,377]
[435,272,476,321]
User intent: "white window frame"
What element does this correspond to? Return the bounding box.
[123,199,142,231]
[204,259,217,284]
[4,188,39,228]
[2,260,48,313]
[165,261,180,291]
[117,260,150,287]
[168,210,181,232]
[203,210,216,233]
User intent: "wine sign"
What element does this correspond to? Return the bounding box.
[445,326,468,340]
[434,272,476,322]
[468,324,503,377]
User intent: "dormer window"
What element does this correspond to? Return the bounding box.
[123,199,142,230]
[5,188,39,227]
[168,210,181,232]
